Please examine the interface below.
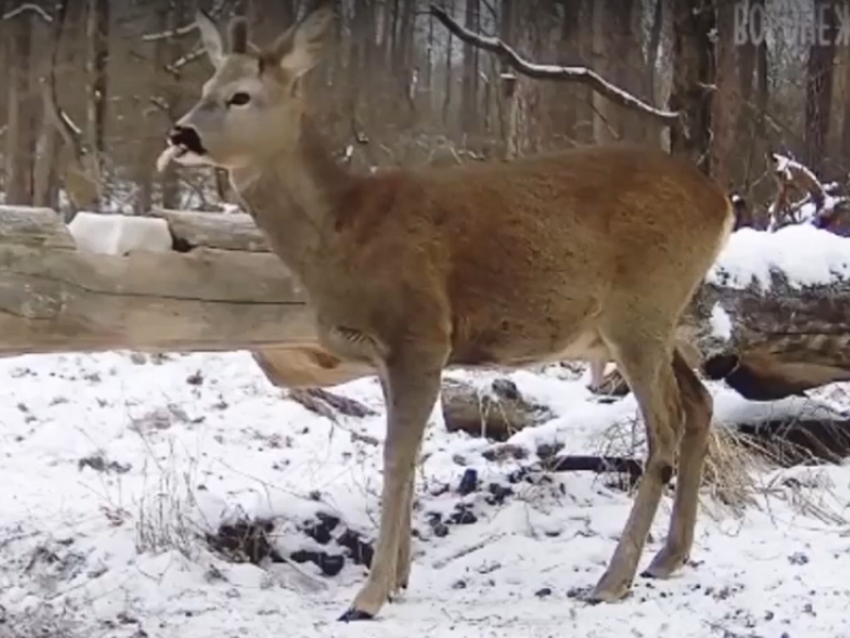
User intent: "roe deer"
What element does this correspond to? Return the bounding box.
[157,3,735,621]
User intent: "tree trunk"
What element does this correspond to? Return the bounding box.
[33,1,67,209]
[710,0,738,189]
[460,0,481,139]
[4,13,35,205]
[497,0,520,158]
[669,0,715,173]
[85,0,109,207]
[441,0,455,127]
[804,2,837,176]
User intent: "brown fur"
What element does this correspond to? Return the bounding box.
[169,4,736,620]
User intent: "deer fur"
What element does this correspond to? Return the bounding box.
[160,3,736,621]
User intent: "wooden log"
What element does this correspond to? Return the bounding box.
[592,229,850,402]
[0,244,317,354]
[151,207,271,252]
[0,205,76,249]
[689,255,850,399]
[440,378,554,441]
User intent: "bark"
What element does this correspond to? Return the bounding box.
[669,0,715,172]
[460,0,481,137]
[710,0,738,188]
[804,2,837,176]
[440,377,554,441]
[32,0,67,209]
[85,0,109,197]
[549,0,584,145]
[4,11,36,205]
[592,0,642,142]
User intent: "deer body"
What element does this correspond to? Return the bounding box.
[160,4,735,621]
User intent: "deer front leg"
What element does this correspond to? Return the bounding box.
[339,354,443,621]
[376,376,416,597]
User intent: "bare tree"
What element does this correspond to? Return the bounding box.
[804,1,837,175]
[669,0,715,172]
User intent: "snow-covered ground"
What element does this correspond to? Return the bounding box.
[2,351,850,638]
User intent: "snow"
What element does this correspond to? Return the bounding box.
[709,224,850,290]
[67,212,173,256]
[709,303,732,341]
[2,351,850,637]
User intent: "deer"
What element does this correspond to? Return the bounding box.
[156,2,736,621]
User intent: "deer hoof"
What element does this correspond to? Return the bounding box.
[338,608,374,622]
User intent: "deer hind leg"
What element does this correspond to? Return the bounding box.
[587,331,683,603]
[643,347,713,578]
[340,353,443,621]
[587,356,607,392]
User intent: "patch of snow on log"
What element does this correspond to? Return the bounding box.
[68,212,173,256]
[709,225,850,290]
[709,303,733,340]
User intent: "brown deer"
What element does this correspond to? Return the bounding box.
[157,3,735,621]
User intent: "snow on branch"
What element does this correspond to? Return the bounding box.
[142,21,199,42]
[2,3,52,22]
[428,4,679,125]
[165,45,205,76]
[768,153,848,232]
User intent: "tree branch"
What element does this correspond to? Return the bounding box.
[428,4,679,126]
[2,3,53,22]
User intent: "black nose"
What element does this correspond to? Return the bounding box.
[169,125,205,154]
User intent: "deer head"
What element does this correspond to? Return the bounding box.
[159,3,335,172]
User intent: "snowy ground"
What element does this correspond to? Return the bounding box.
[1,351,850,638]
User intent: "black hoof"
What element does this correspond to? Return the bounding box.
[338,608,374,622]
[640,569,658,580]
[582,593,605,606]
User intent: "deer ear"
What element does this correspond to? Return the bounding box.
[196,9,224,68]
[270,3,335,77]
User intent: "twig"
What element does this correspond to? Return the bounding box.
[432,532,506,569]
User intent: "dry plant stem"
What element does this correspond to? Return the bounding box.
[162,2,736,621]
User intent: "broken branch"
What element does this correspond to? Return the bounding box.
[768,153,849,231]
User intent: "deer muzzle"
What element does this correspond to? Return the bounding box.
[156,125,209,172]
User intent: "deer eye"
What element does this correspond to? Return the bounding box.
[227,92,251,106]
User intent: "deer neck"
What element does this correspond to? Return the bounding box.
[229,115,353,285]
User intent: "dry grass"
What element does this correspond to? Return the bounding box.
[592,410,848,524]
[134,438,205,559]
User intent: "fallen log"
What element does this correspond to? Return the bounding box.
[151,207,271,253]
[691,226,850,400]
[0,204,318,354]
[440,378,553,441]
[592,225,850,402]
[535,416,850,478]
[0,243,318,354]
